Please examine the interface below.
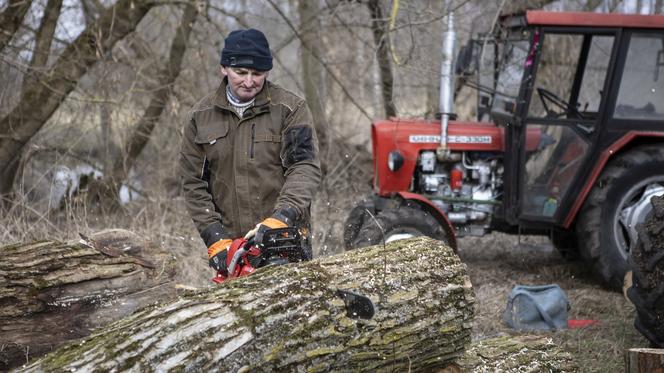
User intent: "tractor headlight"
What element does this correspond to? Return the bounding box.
[388,150,404,172]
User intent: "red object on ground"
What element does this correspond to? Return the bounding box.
[568,319,600,329]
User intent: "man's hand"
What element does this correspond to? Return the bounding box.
[208,239,233,275]
[244,217,288,244]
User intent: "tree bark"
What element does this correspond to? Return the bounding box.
[0,229,177,371]
[95,3,199,207]
[453,335,578,372]
[20,237,474,372]
[0,0,33,51]
[0,0,155,203]
[367,0,397,118]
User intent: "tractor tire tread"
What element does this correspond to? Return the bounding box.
[628,195,664,348]
[577,145,664,288]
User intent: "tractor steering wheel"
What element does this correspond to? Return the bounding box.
[537,87,584,119]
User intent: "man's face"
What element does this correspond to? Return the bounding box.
[220,66,268,102]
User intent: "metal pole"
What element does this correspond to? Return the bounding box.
[438,0,456,161]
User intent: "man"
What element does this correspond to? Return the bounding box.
[179,29,321,277]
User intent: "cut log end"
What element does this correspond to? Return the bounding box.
[625,348,664,373]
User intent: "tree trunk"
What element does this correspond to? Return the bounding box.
[93,3,199,208]
[625,348,664,372]
[20,237,474,372]
[0,229,177,371]
[0,0,155,203]
[454,335,578,372]
[297,0,328,159]
[367,0,397,118]
[0,0,33,51]
[21,0,63,93]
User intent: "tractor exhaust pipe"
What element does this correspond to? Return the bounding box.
[437,0,456,161]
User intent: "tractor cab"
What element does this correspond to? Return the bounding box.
[477,11,664,229]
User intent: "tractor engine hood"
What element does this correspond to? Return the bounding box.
[371,118,542,195]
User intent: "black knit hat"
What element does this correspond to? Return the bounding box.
[220,29,273,71]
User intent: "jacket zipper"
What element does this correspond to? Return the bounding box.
[250,123,255,159]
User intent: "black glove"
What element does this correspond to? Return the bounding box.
[208,239,232,275]
[244,207,297,245]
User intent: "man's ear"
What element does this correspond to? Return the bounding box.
[220,66,228,77]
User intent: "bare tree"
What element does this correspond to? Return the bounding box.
[0,0,156,206]
[21,0,63,94]
[297,0,329,156]
[92,3,201,207]
[0,0,33,51]
[367,0,397,118]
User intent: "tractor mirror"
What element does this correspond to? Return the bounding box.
[456,42,477,76]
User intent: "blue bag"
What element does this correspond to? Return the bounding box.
[503,284,569,331]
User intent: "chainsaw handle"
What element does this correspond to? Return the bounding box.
[227,245,248,277]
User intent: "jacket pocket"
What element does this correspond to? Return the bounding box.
[193,120,229,145]
[193,113,231,169]
[252,131,282,163]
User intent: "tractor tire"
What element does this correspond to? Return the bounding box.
[627,195,664,347]
[343,199,377,250]
[576,145,664,289]
[350,206,450,249]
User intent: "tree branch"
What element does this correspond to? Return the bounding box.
[0,0,34,52]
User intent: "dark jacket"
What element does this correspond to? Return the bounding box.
[179,78,321,246]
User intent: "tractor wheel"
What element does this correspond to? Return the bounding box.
[577,145,664,289]
[343,199,376,250]
[627,195,664,347]
[350,206,450,249]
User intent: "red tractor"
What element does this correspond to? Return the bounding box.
[344,10,664,289]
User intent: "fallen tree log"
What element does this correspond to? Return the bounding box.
[443,335,578,373]
[20,236,475,372]
[0,229,177,370]
[452,335,578,372]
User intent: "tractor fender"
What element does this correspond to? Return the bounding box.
[396,191,458,252]
[564,132,664,228]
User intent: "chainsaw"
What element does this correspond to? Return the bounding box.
[212,227,305,283]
